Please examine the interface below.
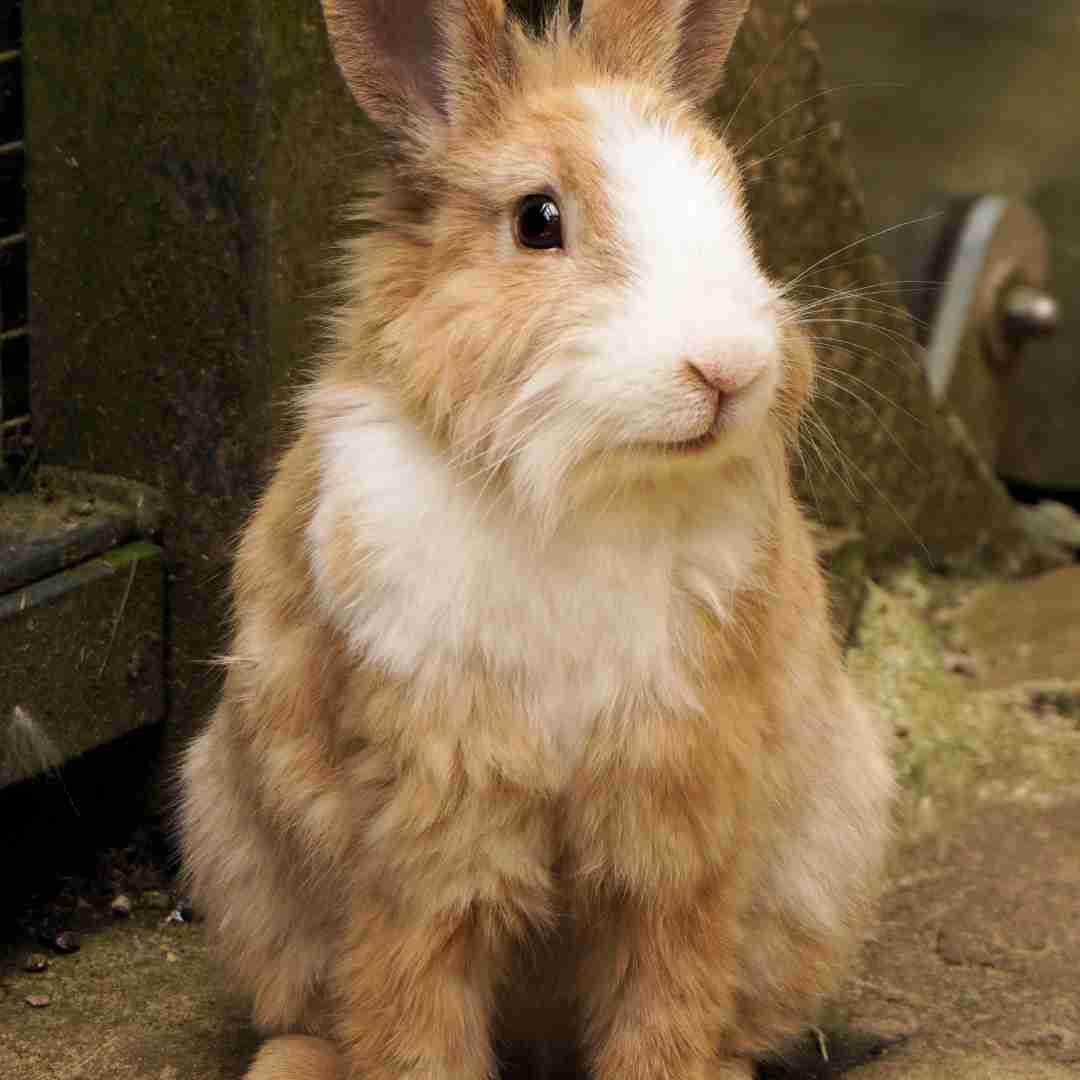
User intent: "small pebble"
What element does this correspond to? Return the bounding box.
[944,652,980,679]
[24,953,49,974]
[25,995,51,1009]
[110,894,133,918]
[51,930,81,955]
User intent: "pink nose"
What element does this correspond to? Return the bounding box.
[686,351,768,395]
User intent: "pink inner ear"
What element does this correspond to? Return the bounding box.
[578,0,749,106]
[365,1,447,117]
[676,0,751,95]
[324,0,453,127]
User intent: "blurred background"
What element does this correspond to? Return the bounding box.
[811,0,1080,502]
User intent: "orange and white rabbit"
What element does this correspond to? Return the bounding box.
[179,2,894,1078]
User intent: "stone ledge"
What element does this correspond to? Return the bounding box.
[0,467,165,595]
[1,542,165,788]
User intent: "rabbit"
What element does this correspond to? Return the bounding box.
[178,2,895,1078]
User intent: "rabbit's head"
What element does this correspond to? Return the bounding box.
[324,0,813,523]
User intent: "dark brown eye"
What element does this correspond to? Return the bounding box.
[515,194,563,251]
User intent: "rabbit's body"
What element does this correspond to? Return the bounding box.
[180,3,893,1078]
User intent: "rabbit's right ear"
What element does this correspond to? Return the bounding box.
[321,0,514,145]
[580,0,750,107]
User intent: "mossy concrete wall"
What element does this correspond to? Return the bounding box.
[0,542,165,787]
[27,1,374,745]
[26,0,1017,745]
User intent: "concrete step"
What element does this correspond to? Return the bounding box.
[1,469,166,789]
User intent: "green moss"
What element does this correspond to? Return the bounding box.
[100,542,162,571]
[849,571,1080,840]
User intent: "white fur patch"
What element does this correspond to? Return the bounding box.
[492,88,785,522]
[306,387,767,764]
[571,86,781,445]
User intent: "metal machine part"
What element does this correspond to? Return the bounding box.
[922,195,1060,471]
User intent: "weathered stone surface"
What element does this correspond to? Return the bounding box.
[1016,499,1080,553]
[0,543,165,787]
[0,468,164,594]
[840,806,1080,1074]
[26,0,373,748]
[942,565,1080,690]
[256,2,380,422]
[0,489,134,596]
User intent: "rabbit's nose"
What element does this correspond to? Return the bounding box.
[684,347,769,397]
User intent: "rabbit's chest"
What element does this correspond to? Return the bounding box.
[320,530,751,762]
[357,539,688,756]
[308,409,762,759]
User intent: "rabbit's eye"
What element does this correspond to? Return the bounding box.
[515,195,563,251]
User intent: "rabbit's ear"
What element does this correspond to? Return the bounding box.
[322,0,514,142]
[580,0,751,106]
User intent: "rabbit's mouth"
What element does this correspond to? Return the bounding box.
[659,428,719,455]
[651,398,731,455]
[643,383,768,458]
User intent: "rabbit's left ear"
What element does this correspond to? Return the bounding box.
[579,0,751,106]
[321,0,515,153]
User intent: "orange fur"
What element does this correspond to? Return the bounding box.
[179,3,893,1079]
[582,0,752,106]
[246,1036,346,1080]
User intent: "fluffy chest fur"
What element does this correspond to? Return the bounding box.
[306,389,769,759]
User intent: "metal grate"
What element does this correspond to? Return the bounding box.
[0,0,28,476]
